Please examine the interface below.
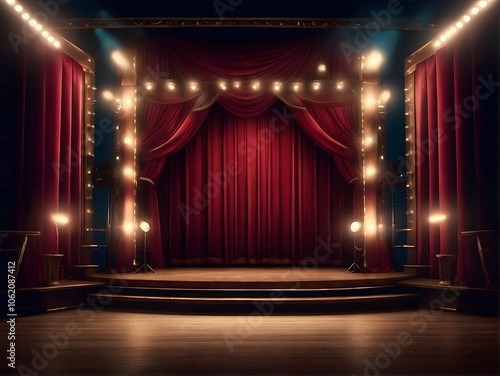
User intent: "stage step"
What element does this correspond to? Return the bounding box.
[85,285,419,313]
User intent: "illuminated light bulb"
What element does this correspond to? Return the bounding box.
[450,26,457,34]
[48,36,54,43]
[167,81,175,90]
[6,0,16,5]
[41,30,49,38]
[29,19,37,27]
[463,15,471,22]
[365,50,384,70]
[365,222,377,235]
[365,136,373,146]
[445,31,451,37]
[144,81,156,91]
[479,1,487,8]
[111,50,131,71]
[364,96,376,108]
[14,4,22,12]
[22,13,29,20]
[337,81,344,90]
[434,40,442,48]
[273,82,282,91]
[123,136,132,145]
[380,156,384,160]
[366,166,377,178]
[350,221,361,233]
[440,35,447,42]
[123,166,135,178]
[429,213,447,223]
[53,41,61,48]
[35,24,42,31]
[379,90,391,105]
[123,222,135,235]
[219,81,227,91]
[456,21,464,29]
[292,82,300,92]
[470,7,479,14]
[313,81,321,90]
[102,90,115,101]
[233,81,240,89]
[189,81,198,91]
[317,63,326,72]
[252,81,260,90]
[51,213,69,226]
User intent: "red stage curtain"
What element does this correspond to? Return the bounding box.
[129,38,385,270]
[17,44,83,286]
[157,103,352,264]
[414,17,498,285]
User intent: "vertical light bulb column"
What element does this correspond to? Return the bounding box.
[361,52,383,270]
[115,51,137,268]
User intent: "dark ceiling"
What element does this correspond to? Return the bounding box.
[21,0,470,21]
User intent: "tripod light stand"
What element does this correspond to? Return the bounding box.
[346,221,363,273]
[134,221,155,273]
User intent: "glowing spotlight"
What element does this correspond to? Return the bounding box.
[365,136,374,146]
[6,0,16,6]
[470,7,479,14]
[123,166,135,178]
[350,221,361,233]
[450,26,457,34]
[366,166,377,178]
[273,82,282,92]
[233,81,240,89]
[337,81,344,90]
[53,41,61,49]
[317,63,326,73]
[252,81,260,90]
[434,40,442,48]
[463,15,471,22]
[429,214,447,223]
[139,221,150,233]
[313,81,321,90]
[189,81,198,91]
[365,51,384,70]
[456,21,464,29]
[219,81,227,91]
[102,90,115,101]
[111,50,131,71]
[144,81,156,91]
[51,213,69,226]
[14,4,22,12]
[479,1,488,8]
[123,136,132,145]
[123,222,135,235]
[440,35,447,42]
[379,90,391,105]
[167,81,175,91]
[35,24,42,31]
[42,30,49,38]
[364,96,376,108]
[21,12,29,20]
[365,222,377,235]
[292,82,300,92]
[47,36,54,43]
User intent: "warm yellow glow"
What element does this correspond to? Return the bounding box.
[364,96,376,108]
[144,81,156,91]
[456,21,464,29]
[252,81,260,90]
[479,1,488,8]
[21,12,29,20]
[189,81,198,91]
[233,81,240,89]
[273,82,282,91]
[440,35,447,42]
[123,166,135,178]
[450,26,457,34]
[463,15,471,22]
[42,30,49,38]
[139,221,150,233]
[313,81,321,90]
[14,4,22,12]
[51,213,69,226]
[365,222,377,235]
[317,64,326,73]
[365,136,374,146]
[219,81,227,91]
[47,36,54,43]
[337,81,344,90]
[434,41,442,48]
[350,221,361,233]
[167,81,175,90]
[102,90,115,101]
[111,50,131,71]
[123,136,132,145]
[53,41,61,49]
[123,222,135,235]
[6,0,16,6]
[29,19,37,27]
[379,90,391,105]
[470,7,479,14]
[366,166,377,178]
[35,24,42,31]
[365,51,383,71]
[293,83,300,92]
[429,214,447,223]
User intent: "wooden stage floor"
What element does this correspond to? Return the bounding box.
[87,267,416,289]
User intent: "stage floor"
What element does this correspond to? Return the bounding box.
[87,267,416,289]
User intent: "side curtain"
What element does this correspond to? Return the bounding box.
[414,18,499,285]
[17,44,83,286]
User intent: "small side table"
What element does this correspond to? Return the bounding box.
[436,254,458,286]
[40,254,64,286]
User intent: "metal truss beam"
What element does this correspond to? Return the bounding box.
[51,17,444,31]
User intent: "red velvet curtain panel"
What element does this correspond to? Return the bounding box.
[131,38,376,269]
[17,44,83,286]
[414,19,499,285]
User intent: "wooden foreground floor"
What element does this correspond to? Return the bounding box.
[3,309,498,376]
